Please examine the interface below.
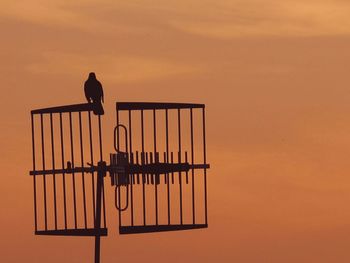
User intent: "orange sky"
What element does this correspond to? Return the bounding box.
[1,1,350,262]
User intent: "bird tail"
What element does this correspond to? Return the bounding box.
[93,101,104,115]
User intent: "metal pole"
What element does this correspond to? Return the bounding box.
[95,115,105,263]
[94,162,104,263]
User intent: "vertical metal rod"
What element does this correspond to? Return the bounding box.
[153,109,158,225]
[98,116,103,162]
[136,151,140,184]
[165,109,170,224]
[171,152,174,184]
[150,153,154,184]
[40,114,48,230]
[141,110,146,225]
[141,152,145,182]
[177,109,183,224]
[102,181,106,228]
[79,112,87,228]
[94,164,104,263]
[98,116,106,227]
[190,108,195,224]
[116,110,122,226]
[50,113,58,230]
[94,235,101,263]
[95,113,105,263]
[31,114,38,231]
[131,153,135,184]
[128,110,134,226]
[163,152,167,184]
[146,153,149,184]
[88,111,96,220]
[202,107,208,224]
[59,113,67,229]
[69,112,77,228]
[185,152,189,184]
[155,153,160,184]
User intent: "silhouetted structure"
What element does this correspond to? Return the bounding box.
[29,86,209,263]
[84,72,104,115]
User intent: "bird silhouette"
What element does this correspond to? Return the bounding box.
[84,72,104,115]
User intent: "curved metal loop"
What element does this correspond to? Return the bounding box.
[115,185,129,211]
[114,124,128,153]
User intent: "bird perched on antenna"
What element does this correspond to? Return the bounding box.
[84,72,104,115]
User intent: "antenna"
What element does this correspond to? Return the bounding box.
[29,101,210,263]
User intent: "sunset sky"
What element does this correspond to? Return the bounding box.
[1,0,350,262]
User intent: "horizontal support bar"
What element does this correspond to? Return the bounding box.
[35,228,108,236]
[31,103,94,114]
[29,166,105,176]
[119,224,208,234]
[30,163,209,176]
[127,163,190,174]
[189,164,210,169]
[116,102,205,111]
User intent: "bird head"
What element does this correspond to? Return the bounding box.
[88,72,96,79]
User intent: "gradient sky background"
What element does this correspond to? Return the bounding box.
[1,0,350,262]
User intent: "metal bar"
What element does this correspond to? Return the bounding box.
[31,114,38,231]
[116,102,205,111]
[185,152,189,184]
[150,153,154,185]
[178,109,183,224]
[202,107,208,224]
[129,162,190,174]
[40,114,48,230]
[88,111,96,220]
[171,152,174,184]
[79,112,87,228]
[165,109,170,224]
[131,153,135,184]
[129,110,134,226]
[163,152,167,184]
[69,112,77,229]
[36,228,107,236]
[141,110,146,225]
[29,163,207,176]
[98,116,106,228]
[155,152,160,184]
[120,224,207,234]
[32,103,93,114]
[94,164,104,263]
[189,164,210,169]
[59,113,67,229]
[153,109,158,225]
[190,108,195,224]
[30,167,101,175]
[146,153,149,184]
[98,116,103,162]
[136,151,140,184]
[102,181,106,228]
[116,110,122,226]
[50,113,58,230]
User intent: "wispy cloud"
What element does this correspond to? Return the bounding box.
[0,1,152,34]
[2,0,350,38]
[168,1,350,38]
[26,51,204,83]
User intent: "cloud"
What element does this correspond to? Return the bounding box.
[26,51,204,83]
[2,0,350,38]
[167,1,350,38]
[0,1,150,34]
[1,1,84,28]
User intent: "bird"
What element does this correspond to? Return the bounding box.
[84,72,104,115]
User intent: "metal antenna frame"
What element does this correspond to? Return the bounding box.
[29,102,210,263]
